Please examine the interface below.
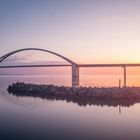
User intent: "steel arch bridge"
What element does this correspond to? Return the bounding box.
[0,48,79,87]
[0,48,76,64]
[1,48,140,87]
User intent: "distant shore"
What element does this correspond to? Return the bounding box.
[7,82,140,107]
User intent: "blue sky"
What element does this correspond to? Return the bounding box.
[1,0,140,63]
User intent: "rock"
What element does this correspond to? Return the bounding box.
[7,82,140,102]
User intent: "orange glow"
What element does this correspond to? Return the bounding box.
[80,67,140,75]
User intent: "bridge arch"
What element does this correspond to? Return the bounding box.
[0,48,79,87]
[0,48,76,65]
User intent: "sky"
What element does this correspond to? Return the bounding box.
[1,0,140,64]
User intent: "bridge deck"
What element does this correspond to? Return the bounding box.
[0,64,72,68]
[1,63,140,68]
[78,64,140,67]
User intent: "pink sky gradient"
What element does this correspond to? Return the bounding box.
[1,0,140,73]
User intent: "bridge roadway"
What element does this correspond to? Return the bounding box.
[78,63,140,67]
[1,63,140,68]
[0,64,72,68]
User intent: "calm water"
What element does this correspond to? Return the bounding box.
[1,75,140,140]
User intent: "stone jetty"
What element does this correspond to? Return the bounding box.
[7,82,140,107]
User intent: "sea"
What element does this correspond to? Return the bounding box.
[1,71,140,140]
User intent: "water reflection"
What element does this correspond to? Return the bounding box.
[8,89,140,108]
[1,76,140,140]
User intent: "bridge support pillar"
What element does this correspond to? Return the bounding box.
[72,64,79,87]
[123,66,127,87]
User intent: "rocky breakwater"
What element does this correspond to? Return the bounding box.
[7,82,140,107]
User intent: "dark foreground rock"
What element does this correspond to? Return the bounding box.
[7,82,140,107]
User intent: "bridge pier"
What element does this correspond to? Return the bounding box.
[72,64,79,87]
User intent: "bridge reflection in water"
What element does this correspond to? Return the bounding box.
[1,48,140,87]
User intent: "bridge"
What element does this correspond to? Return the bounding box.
[0,48,140,87]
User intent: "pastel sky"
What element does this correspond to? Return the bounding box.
[1,0,140,64]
